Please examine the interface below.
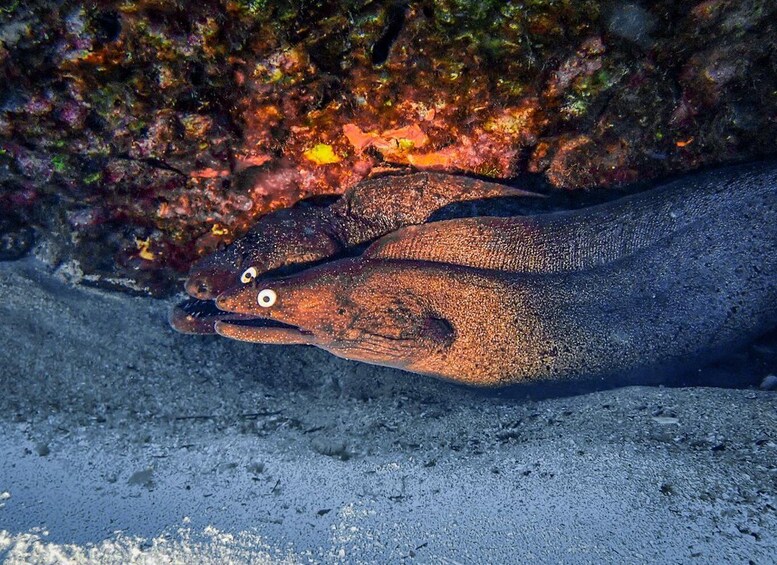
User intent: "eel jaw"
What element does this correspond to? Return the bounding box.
[171,295,314,344]
[214,319,316,345]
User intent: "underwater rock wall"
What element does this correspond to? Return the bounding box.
[1,0,776,295]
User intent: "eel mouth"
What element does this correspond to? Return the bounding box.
[170,297,301,336]
[169,298,223,334]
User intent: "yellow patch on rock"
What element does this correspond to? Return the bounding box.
[303,144,341,165]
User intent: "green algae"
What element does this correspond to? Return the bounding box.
[83,172,103,185]
[51,155,68,174]
[0,1,20,16]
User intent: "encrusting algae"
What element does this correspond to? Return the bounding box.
[1,0,776,294]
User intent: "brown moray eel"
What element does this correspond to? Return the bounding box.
[213,162,776,386]
[171,172,539,333]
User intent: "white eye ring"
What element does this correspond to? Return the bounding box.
[241,266,258,284]
[257,288,277,308]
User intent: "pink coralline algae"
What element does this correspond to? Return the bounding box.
[0,0,776,295]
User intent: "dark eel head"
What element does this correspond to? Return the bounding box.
[184,204,342,301]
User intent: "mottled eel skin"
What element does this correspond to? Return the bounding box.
[214,162,776,387]
[171,172,537,333]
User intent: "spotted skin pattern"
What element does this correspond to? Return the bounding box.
[171,172,539,334]
[213,163,776,386]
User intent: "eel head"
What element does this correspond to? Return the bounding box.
[184,209,342,301]
[213,257,462,374]
[171,205,342,335]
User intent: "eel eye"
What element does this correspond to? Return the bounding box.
[241,266,258,284]
[257,288,277,308]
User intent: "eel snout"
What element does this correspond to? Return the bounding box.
[184,266,236,300]
[169,297,253,334]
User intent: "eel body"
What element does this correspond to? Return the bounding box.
[171,172,539,333]
[214,162,777,386]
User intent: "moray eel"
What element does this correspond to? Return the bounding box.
[213,162,776,386]
[171,172,539,333]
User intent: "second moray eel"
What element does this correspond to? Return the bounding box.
[214,162,776,386]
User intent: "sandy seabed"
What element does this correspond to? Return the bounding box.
[0,258,775,564]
